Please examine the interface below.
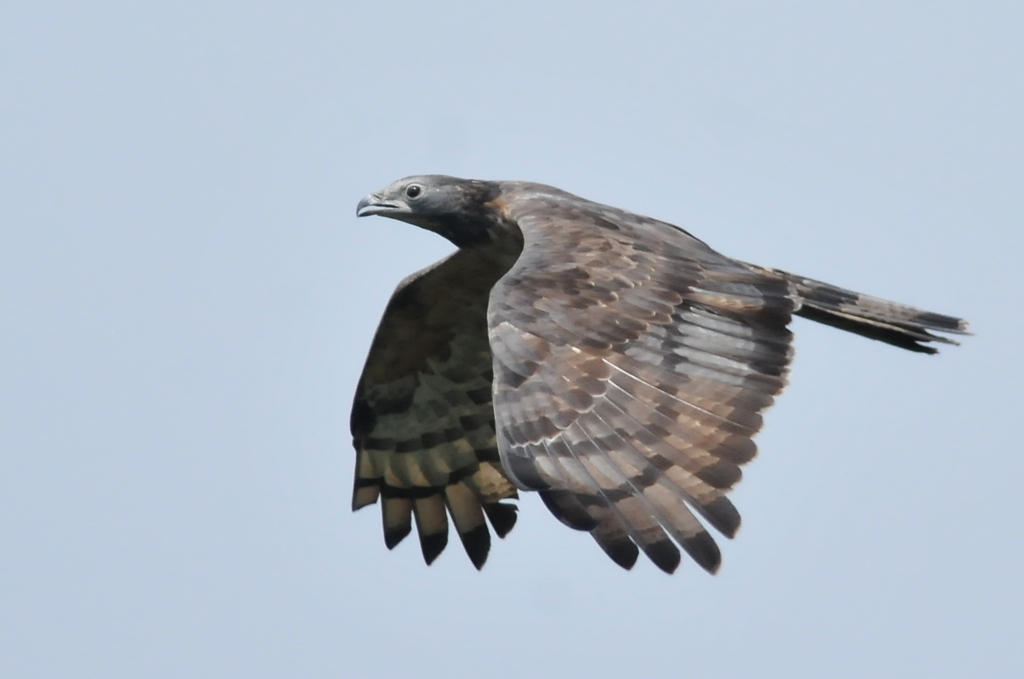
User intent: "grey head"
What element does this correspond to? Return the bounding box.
[356,175,504,248]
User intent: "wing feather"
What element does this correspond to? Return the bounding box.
[577,407,721,572]
[351,249,519,569]
[488,199,795,573]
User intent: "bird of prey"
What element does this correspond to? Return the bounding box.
[351,175,967,574]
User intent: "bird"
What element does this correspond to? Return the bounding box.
[351,175,968,575]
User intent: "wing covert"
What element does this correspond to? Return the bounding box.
[487,202,796,573]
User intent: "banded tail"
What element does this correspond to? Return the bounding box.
[764,267,970,354]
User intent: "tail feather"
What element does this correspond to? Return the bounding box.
[762,267,970,354]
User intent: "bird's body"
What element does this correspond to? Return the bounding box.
[352,175,967,574]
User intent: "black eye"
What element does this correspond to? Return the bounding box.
[405,184,422,198]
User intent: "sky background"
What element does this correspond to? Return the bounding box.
[2,2,1022,677]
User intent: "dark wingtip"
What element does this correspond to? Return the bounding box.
[483,502,519,538]
[644,539,682,574]
[684,532,723,574]
[420,531,448,565]
[701,496,742,538]
[459,525,492,570]
[384,524,411,550]
[594,534,640,570]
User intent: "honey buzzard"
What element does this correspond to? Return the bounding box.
[351,175,967,574]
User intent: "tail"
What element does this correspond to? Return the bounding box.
[758,267,970,354]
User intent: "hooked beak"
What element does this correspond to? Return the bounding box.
[356,193,401,217]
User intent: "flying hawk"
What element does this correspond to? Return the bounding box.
[351,175,967,574]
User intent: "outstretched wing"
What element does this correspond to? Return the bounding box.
[488,196,795,574]
[351,249,518,569]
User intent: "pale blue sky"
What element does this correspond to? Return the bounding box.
[2,2,1021,677]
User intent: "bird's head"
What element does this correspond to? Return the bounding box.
[356,175,503,248]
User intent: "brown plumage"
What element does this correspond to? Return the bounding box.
[351,175,968,574]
